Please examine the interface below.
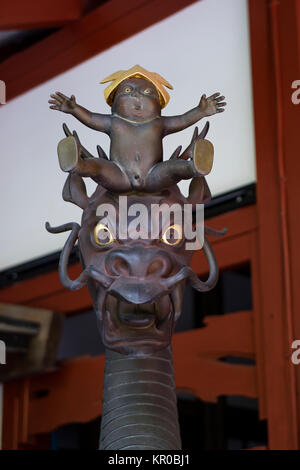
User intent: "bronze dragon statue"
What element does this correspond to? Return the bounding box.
[47,65,226,450]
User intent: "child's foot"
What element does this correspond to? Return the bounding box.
[192,138,214,175]
[57,135,79,172]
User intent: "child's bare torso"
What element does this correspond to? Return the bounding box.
[49,76,226,192]
[110,115,164,183]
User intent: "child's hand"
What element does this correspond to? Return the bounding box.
[198,93,226,116]
[49,92,77,114]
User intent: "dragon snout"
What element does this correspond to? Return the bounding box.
[107,278,165,304]
[102,246,176,304]
[104,246,173,279]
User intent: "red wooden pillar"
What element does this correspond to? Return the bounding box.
[249,0,300,449]
[2,380,29,450]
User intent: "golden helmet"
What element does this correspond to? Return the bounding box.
[100,65,173,108]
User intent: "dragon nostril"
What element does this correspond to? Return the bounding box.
[147,257,172,277]
[147,260,162,275]
[105,252,131,276]
[112,258,130,276]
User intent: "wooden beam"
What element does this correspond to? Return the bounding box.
[250,231,267,420]
[248,0,299,449]
[27,354,105,437]
[174,357,257,404]
[0,264,81,305]
[0,0,199,101]
[173,311,255,358]
[191,204,257,276]
[27,286,92,314]
[192,232,253,276]
[274,0,300,448]
[2,381,28,450]
[0,0,88,30]
[205,204,257,239]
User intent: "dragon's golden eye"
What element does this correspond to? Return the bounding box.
[124,87,132,93]
[161,224,182,246]
[94,222,114,246]
[143,88,151,94]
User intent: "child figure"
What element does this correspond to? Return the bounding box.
[49,65,226,192]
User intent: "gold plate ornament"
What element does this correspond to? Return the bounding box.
[57,136,79,172]
[193,138,214,175]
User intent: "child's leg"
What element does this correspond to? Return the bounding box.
[58,136,130,192]
[145,138,214,191]
[145,160,196,191]
[76,157,131,192]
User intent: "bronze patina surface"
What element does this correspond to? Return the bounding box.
[47,66,226,449]
[49,65,225,192]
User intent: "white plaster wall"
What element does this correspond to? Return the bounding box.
[0,0,255,270]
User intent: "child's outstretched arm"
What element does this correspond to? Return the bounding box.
[49,92,111,134]
[162,93,226,136]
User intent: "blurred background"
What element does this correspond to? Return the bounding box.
[0,0,299,450]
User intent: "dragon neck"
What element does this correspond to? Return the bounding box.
[99,345,181,450]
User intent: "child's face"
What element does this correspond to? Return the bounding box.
[112,78,161,121]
